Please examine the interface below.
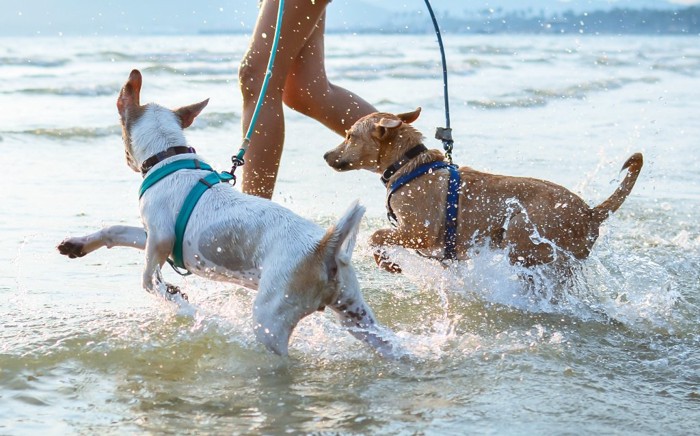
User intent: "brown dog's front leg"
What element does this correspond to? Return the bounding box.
[370,229,402,273]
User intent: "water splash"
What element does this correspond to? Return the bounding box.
[380,238,684,335]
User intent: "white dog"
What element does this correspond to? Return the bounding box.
[58,69,399,358]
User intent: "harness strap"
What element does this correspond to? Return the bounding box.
[172,171,233,269]
[443,165,460,260]
[138,158,233,272]
[387,161,460,260]
[140,159,213,198]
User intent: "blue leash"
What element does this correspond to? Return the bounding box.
[423,0,454,163]
[225,0,285,183]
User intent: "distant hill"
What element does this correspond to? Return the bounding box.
[369,5,700,35]
[0,0,697,36]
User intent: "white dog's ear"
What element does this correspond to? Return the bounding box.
[117,69,142,118]
[318,200,365,279]
[175,99,209,129]
[397,107,421,124]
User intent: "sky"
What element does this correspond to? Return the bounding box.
[0,0,699,36]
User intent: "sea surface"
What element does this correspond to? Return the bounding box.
[1,33,699,434]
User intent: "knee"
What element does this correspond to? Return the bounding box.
[238,58,266,100]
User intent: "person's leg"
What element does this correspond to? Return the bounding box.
[282,14,377,136]
[238,0,328,199]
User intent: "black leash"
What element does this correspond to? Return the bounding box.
[423,0,454,164]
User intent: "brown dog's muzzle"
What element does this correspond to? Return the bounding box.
[323,149,351,171]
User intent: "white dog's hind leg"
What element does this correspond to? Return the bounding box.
[330,290,403,360]
[58,225,147,258]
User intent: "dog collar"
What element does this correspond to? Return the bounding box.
[380,144,427,185]
[141,146,197,175]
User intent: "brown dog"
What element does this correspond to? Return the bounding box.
[323,108,643,272]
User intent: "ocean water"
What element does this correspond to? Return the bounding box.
[1,33,699,434]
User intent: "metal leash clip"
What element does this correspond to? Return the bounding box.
[435,127,454,164]
[222,155,245,186]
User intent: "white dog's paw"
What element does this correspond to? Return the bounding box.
[57,238,87,258]
[165,283,188,302]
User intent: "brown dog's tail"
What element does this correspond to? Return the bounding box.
[591,153,644,224]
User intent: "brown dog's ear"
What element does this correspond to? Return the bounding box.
[175,98,210,129]
[377,118,402,129]
[373,117,402,141]
[396,107,421,124]
[117,69,142,117]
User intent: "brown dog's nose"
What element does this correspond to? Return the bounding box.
[323,151,331,160]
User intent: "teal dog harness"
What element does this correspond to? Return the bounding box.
[139,156,233,272]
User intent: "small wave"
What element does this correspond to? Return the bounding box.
[141,64,181,76]
[7,112,238,139]
[455,57,514,72]
[0,56,70,68]
[334,60,476,81]
[8,84,118,97]
[651,59,700,77]
[142,64,234,77]
[467,96,548,109]
[15,126,121,140]
[529,76,659,98]
[590,55,634,67]
[79,50,134,62]
[457,44,529,56]
[466,76,660,110]
[83,50,236,65]
[189,111,240,130]
[522,57,553,64]
[375,98,399,106]
[327,50,404,60]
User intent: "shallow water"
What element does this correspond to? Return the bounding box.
[1,33,699,434]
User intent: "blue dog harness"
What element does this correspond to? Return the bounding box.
[139,152,232,272]
[385,159,461,260]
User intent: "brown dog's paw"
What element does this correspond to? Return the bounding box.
[380,261,402,274]
[57,239,86,258]
[374,250,402,274]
